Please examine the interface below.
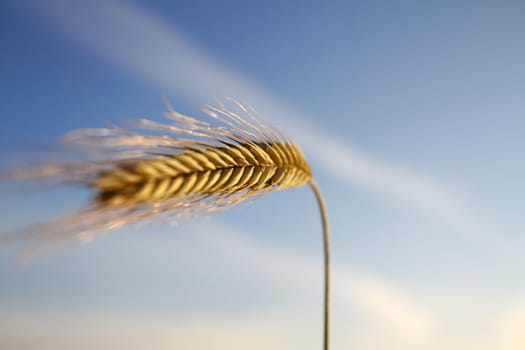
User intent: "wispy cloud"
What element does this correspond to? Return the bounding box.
[494,296,525,350]
[176,223,436,341]
[339,269,433,340]
[0,308,307,350]
[0,222,436,348]
[0,307,434,350]
[31,0,480,231]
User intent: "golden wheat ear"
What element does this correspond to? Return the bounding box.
[0,99,331,350]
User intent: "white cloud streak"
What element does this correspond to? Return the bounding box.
[179,223,436,341]
[31,0,479,231]
[494,296,525,350]
[0,222,436,347]
[0,308,307,350]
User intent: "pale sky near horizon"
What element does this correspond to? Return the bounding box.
[1,0,524,349]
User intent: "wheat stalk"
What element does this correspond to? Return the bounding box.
[1,99,331,350]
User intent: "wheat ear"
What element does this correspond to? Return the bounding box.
[0,99,331,350]
[92,141,311,207]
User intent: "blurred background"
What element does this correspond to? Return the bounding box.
[1,0,524,349]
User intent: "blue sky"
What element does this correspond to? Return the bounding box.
[1,0,524,349]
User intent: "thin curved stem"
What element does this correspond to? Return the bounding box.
[309,179,330,350]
